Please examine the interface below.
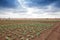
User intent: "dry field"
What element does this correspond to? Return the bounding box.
[0,18,60,40]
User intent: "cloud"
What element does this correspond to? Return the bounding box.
[24,0,60,8]
[0,7,60,18]
[0,0,19,8]
[0,0,60,18]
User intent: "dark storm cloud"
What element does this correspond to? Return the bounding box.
[25,0,60,8]
[0,0,19,8]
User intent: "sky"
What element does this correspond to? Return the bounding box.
[0,0,60,18]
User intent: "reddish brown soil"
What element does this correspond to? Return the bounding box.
[34,22,60,40]
[0,19,60,40]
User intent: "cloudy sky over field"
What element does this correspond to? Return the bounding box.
[0,0,60,18]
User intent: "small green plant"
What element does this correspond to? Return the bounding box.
[0,21,54,40]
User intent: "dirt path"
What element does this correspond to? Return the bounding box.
[45,22,60,40]
[37,22,60,40]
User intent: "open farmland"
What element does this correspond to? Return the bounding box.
[0,18,60,40]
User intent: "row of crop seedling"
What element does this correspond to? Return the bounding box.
[0,23,54,40]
